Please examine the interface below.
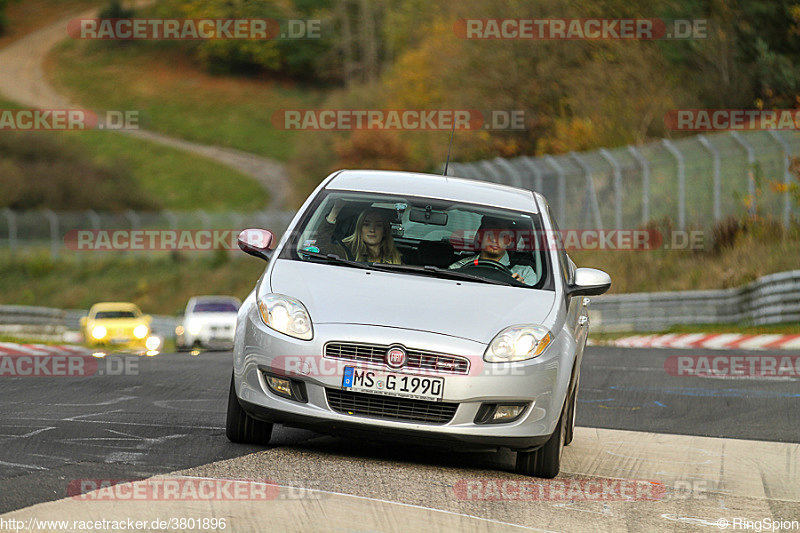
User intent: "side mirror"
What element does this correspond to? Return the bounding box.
[79,316,87,327]
[143,314,152,324]
[238,228,275,261]
[567,267,611,297]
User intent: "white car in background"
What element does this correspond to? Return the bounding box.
[176,296,241,351]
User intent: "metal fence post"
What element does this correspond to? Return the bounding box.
[2,208,17,258]
[697,135,721,223]
[768,131,793,229]
[43,209,59,259]
[480,161,499,183]
[599,149,623,229]
[569,152,603,229]
[196,209,211,229]
[545,156,566,225]
[493,157,523,187]
[662,139,686,230]
[730,131,757,219]
[86,210,100,231]
[519,157,543,192]
[163,210,178,230]
[124,209,140,230]
[229,212,245,259]
[627,146,650,224]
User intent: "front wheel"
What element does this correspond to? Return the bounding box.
[514,399,566,478]
[225,373,273,445]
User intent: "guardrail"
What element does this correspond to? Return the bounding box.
[589,270,800,332]
[0,305,179,341]
[4,270,800,339]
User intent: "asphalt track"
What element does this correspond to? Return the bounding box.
[0,346,798,531]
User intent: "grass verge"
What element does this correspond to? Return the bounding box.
[47,39,323,162]
[0,96,269,211]
[570,226,800,293]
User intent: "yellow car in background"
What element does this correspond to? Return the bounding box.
[81,302,152,348]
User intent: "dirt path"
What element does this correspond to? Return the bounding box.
[0,10,291,210]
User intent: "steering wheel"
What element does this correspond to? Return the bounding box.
[455,258,523,285]
[464,258,513,274]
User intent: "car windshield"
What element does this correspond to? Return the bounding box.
[192,301,239,313]
[94,311,137,319]
[281,191,552,290]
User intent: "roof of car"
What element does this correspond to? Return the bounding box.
[325,170,538,213]
[89,302,141,311]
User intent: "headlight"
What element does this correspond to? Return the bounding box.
[91,325,107,339]
[258,294,313,340]
[187,322,202,335]
[484,325,552,363]
[133,324,149,339]
[145,336,162,351]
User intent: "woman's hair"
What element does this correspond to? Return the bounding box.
[342,208,402,264]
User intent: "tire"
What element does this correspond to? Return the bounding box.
[515,397,567,478]
[225,373,273,445]
[564,379,578,446]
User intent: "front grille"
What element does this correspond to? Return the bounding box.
[326,388,458,424]
[324,342,470,375]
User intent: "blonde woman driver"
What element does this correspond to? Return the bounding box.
[311,199,402,264]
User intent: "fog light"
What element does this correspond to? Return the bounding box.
[493,405,526,421]
[266,375,293,397]
[262,372,308,403]
[474,402,530,424]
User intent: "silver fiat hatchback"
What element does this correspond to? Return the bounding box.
[227,169,610,478]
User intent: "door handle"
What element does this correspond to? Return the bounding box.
[578,315,589,326]
[582,297,590,307]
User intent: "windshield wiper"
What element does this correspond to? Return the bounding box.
[297,250,399,273]
[368,263,512,286]
[299,251,512,285]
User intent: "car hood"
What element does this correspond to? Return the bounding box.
[269,259,556,344]
[88,318,147,328]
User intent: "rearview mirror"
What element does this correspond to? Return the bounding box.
[567,268,611,297]
[409,206,448,225]
[238,228,275,261]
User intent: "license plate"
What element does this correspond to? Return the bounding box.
[342,366,444,401]
[111,337,128,344]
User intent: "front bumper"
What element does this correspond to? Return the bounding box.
[178,331,235,349]
[232,308,575,452]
